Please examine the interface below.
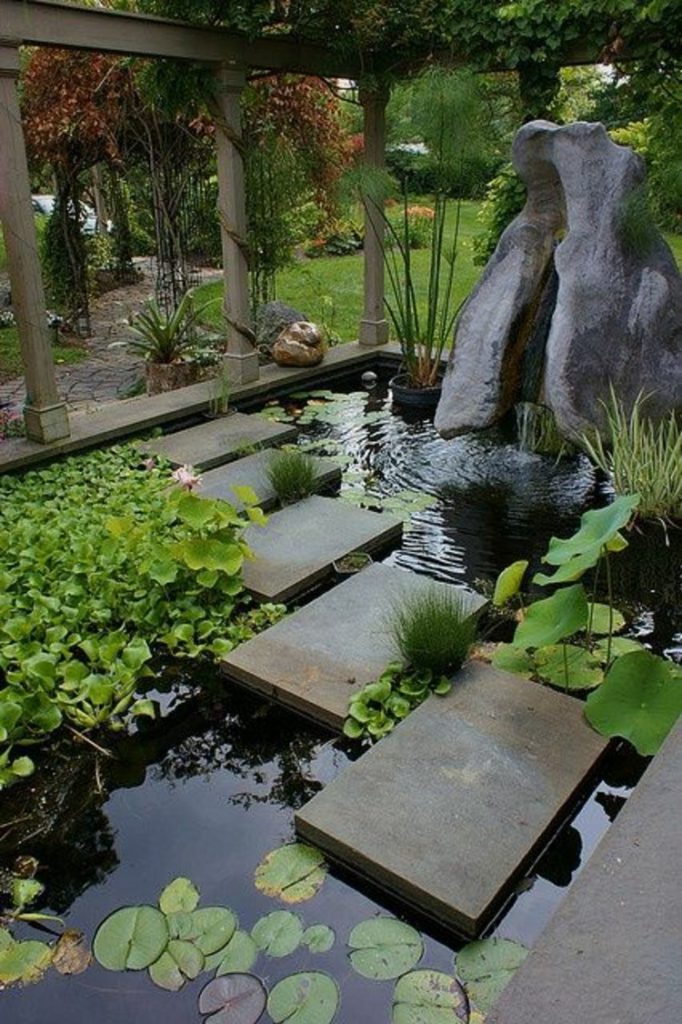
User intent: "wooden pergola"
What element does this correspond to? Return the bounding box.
[0,0,601,443]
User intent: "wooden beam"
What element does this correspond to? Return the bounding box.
[0,0,361,77]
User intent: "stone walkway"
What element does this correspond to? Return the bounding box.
[0,262,222,413]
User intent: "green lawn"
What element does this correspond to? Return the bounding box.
[196,200,682,343]
[0,327,87,384]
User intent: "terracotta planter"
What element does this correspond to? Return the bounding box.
[389,372,443,409]
[146,361,200,396]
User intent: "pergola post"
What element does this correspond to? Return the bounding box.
[359,83,389,347]
[0,41,69,442]
[212,64,258,384]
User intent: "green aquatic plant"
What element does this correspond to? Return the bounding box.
[456,938,529,1014]
[348,917,423,981]
[344,662,453,741]
[390,586,479,677]
[266,449,319,505]
[581,388,682,521]
[254,842,327,904]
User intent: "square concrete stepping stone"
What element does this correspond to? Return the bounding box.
[222,562,485,727]
[296,661,608,937]
[142,413,297,471]
[240,496,402,603]
[199,451,341,511]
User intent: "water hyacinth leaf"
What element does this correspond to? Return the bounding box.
[254,843,327,904]
[343,717,365,739]
[348,917,423,980]
[159,876,201,915]
[302,925,335,954]
[534,644,604,690]
[198,973,267,1024]
[251,911,304,957]
[456,938,528,1013]
[51,929,92,976]
[491,644,534,678]
[392,969,468,1024]
[587,603,626,636]
[93,905,169,971]
[585,650,682,755]
[492,560,529,607]
[192,908,238,956]
[215,931,259,974]
[542,495,639,569]
[514,584,588,649]
[0,939,53,985]
[267,971,339,1024]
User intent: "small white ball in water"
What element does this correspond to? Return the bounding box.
[361,370,377,388]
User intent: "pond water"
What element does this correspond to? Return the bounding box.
[2,375,678,1022]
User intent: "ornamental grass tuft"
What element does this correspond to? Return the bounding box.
[266,449,318,505]
[388,586,478,677]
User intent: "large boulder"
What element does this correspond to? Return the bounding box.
[255,301,310,353]
[272,321,325,367]
[435,121,682,438]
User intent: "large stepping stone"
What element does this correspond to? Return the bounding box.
[240,496,403,603]
[222,562,484,727]
[199,451,341,511]
[142,413,297,471]
[295,661,608,937]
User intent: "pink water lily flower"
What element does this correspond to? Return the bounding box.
[141,457,156,471]
[171,464,202,491]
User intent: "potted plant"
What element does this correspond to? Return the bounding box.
[128,290,213,395]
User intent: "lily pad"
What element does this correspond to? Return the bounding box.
[587,603,626,636]
[585,650,682,755]
[514,584,588,649]
[150,939,205,990]
[348,917,423,980]
[192,908,238,956]
[215,931,259,975]
[493,560,529,607]
[594,636,644,661]
[535,644,604,690]
[267,971,339,1024]
[159,876,200,914]
[254,843,327,904]
[392,969,468,1024]
[0,939,53,985]
[302,925,335,954]
[199,973,267,1024]
[456,938,528,1013]
[251,911,304,957]
[51,929,92,976]
[491,643,535,678]
[94,905,169,971]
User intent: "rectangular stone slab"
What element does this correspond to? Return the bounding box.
[240,495,403,602]
[199,451,341,511]
[222,562,485,728]
[141,413,297,471]
[296,661,608,936]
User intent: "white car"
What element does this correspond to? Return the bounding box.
[32,194,111,234]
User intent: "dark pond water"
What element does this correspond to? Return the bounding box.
[1,375,679,1023]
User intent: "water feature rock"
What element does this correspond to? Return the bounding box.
[272,321,325,367]
[255,301,309,353]
[436,121,682,438]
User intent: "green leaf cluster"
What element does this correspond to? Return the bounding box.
[0,444,283,787]
[344,662,453,741]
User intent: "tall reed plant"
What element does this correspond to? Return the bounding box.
[582,388,682,521]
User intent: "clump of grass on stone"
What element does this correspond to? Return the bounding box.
[389,586,477,677]
[267,449,318,505]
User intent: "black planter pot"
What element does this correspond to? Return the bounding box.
[389,372,443,409]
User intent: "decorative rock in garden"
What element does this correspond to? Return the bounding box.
[272,321,325,367]
[436,121,682,438]
[255,300,309,353]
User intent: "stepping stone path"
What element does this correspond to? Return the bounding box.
[295,661,608,937]
[142,412,297,471]
[199,451,341,510]
[240,495,403,602]
[222,562,484,727]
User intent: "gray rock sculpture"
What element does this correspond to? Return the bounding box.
[435,121,682,438]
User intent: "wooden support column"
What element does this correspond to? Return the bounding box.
[359,84,389,347]
[0,41,69,442]
[212,64,258,384]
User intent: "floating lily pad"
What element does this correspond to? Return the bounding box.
[535,644,604,690]
[585,650,682,755]
[251,911,304,957]
[198,973,267,1024]
[514,583,588,649]
[51,929,91,976]
[0,939,53,985]
[348,917,423,980]
[159,876,200,914]
[167,910,196,940]
[150,939,205,990]
[94,905,169,971]
[587,603,626,636]
[215,931,259,975]
[392,969,468,1023]
[456,938,528,1012]
[594,636,644,661]
[267,971,339,1024]
[491,643,535,678]
[254,843,327,904]
[192,908,238,956]
[302,925,335,954]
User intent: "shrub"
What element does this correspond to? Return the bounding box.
[266,449,318,505]
[472,163,527,266]
[386,205,434,250]
[389,586,478,676]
